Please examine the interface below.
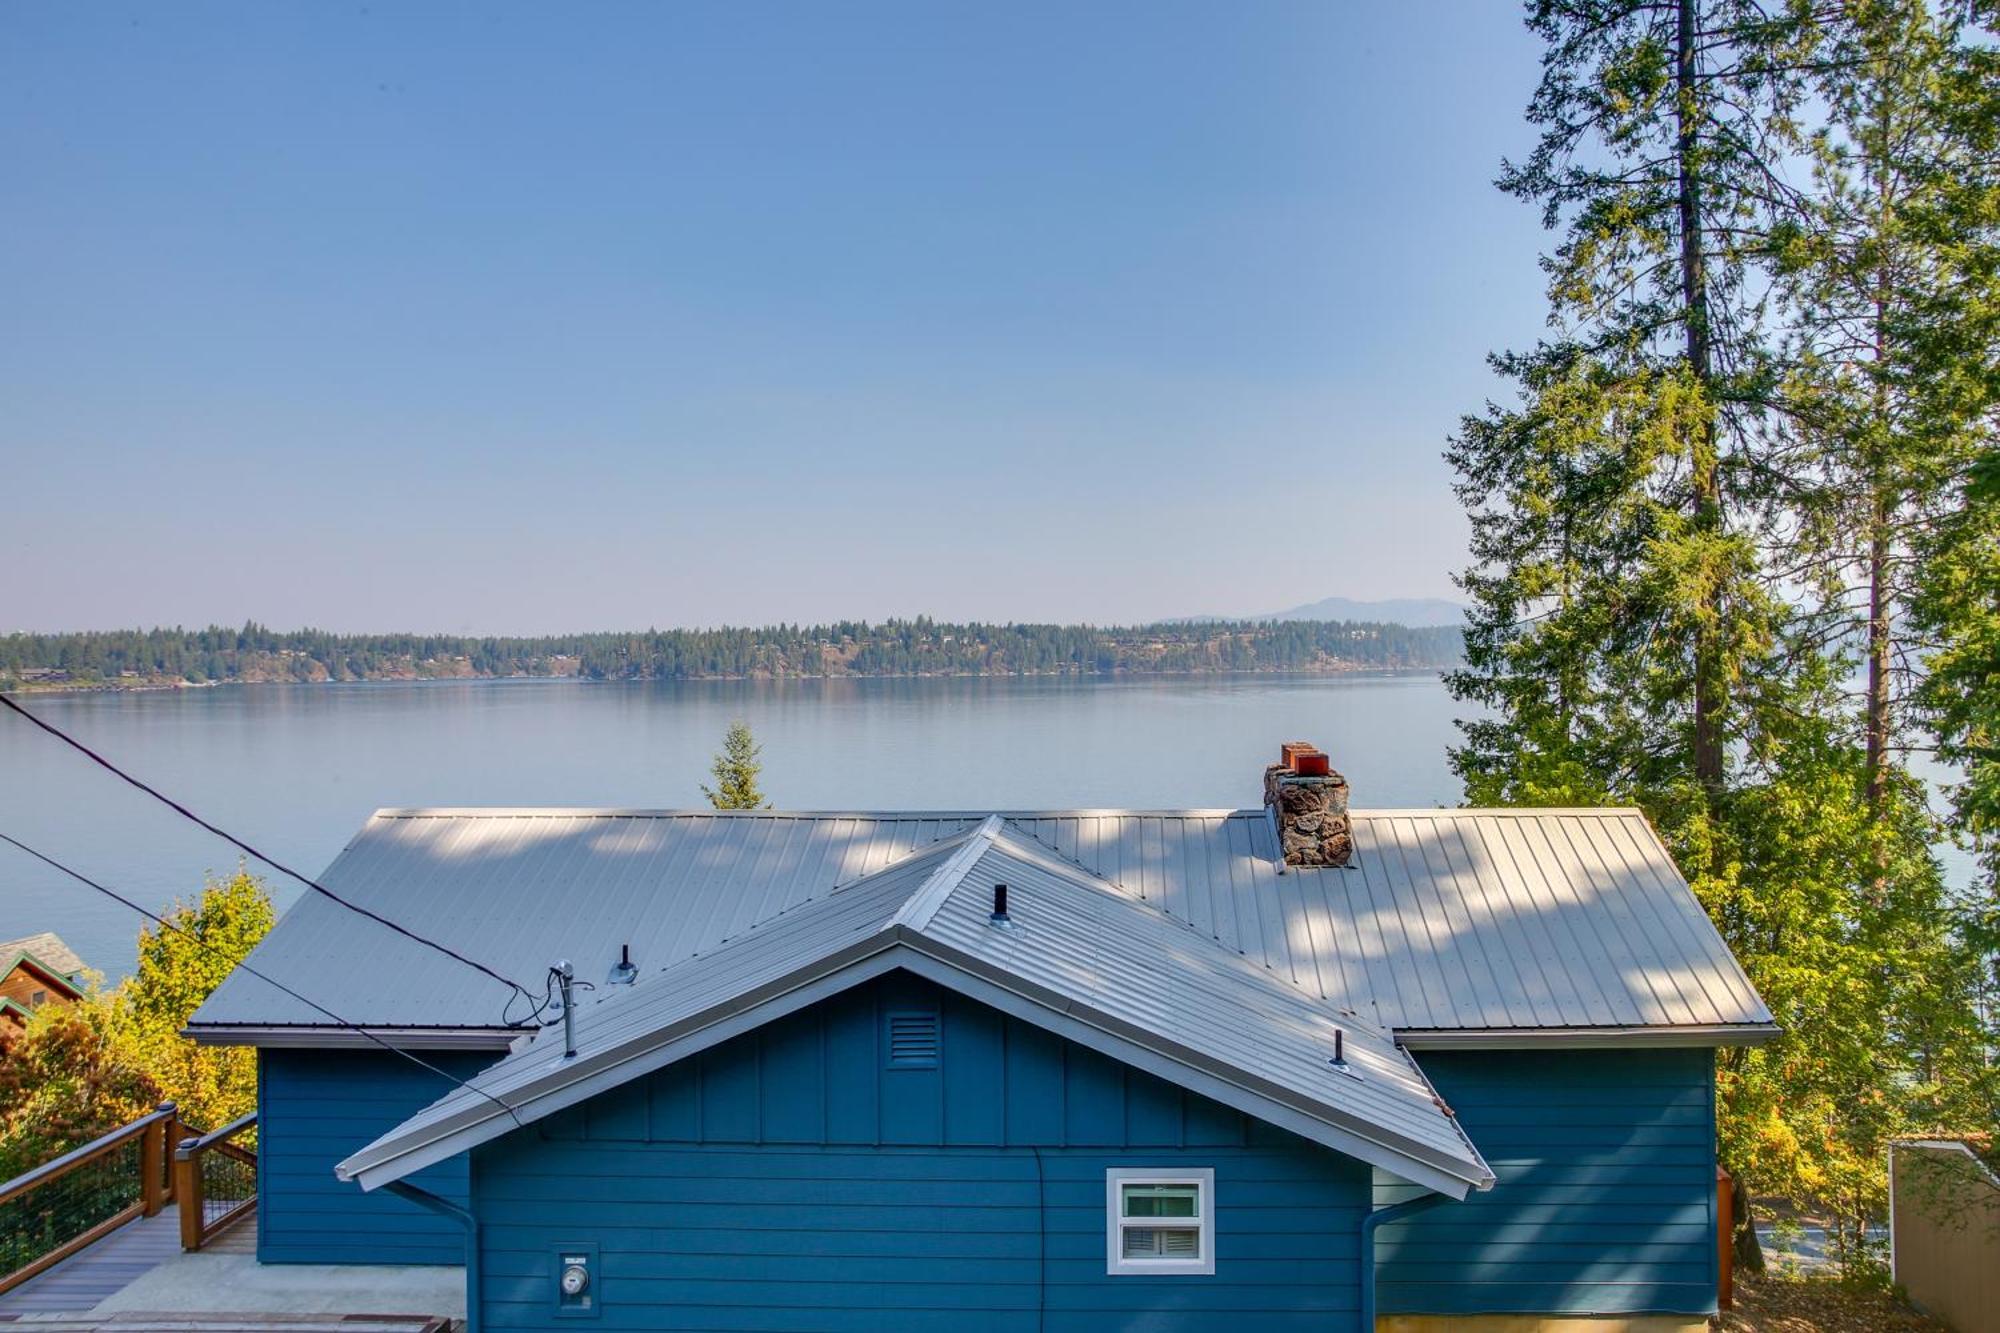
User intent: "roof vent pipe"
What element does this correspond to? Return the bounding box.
[551,960,576,1059]
[607,944,637,986]
[989,882,1011,927]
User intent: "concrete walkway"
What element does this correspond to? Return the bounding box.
[0,1315,449,1331]
[92,1238,463,1320]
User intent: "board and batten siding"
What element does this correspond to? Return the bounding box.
[258,1048,496,1265]
[473,973,1370,1332]
[1375,1047,1718,1316]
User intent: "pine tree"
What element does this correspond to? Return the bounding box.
[1912,0,2000,1060]
[1451,0,1805,819]
[1446,0,1893,1269]
[1774,0,1980,823]
[701,721,769,810]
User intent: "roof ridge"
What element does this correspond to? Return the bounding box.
[949,822,1379,1034]
[362,805,1651,821]
[890,816,1006,931]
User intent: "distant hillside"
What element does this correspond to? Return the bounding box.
[1258,596,1466,627]
[1,618,1466,690]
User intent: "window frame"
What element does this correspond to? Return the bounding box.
[1105,1167,1215,1276]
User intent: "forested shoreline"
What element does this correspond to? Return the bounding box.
[0,618,1462,689]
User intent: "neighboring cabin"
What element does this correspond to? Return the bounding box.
[0,932,88,1038]
[188,746,1774,1333]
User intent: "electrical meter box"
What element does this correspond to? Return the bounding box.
[553,1241,598,1318]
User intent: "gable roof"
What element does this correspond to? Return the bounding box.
[188,807,1774,1046]
[335,818,1495,1199]
[0,932,88,983]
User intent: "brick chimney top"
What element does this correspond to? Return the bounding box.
[1264,743,1352,869]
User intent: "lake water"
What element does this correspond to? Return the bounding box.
[0,673,1469,977]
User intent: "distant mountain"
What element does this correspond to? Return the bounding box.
[1175,597,1467,627]
[1257,596,1466,627]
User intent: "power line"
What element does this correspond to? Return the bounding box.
[0,829,524,1132]
[0,692,534,1009]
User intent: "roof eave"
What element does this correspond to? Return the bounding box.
[339,935,913,1190]
[183,1023,523,1051]
[340,931,1493,1198]
[886,935,1491,1196]
[1398,1022,1781,1050]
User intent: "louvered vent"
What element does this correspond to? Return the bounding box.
[884,1009,940,1068]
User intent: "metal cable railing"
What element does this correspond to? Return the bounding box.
[175,1113,258,1249]
[0,1103,178,1295]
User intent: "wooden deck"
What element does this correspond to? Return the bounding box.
[0,1214,188,1315]
[0,1316,447,1331]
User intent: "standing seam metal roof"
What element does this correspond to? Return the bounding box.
[189,807,1771,1038]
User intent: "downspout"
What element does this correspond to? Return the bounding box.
[385,1180,480,1333]
[1359,1193,1453,1332]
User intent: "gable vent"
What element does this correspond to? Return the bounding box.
[885,1009,940,1068]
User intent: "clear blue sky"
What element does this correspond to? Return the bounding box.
[2,3,1548,633]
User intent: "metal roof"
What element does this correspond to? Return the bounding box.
[335,818,1494,1198]
[189,806,1772,1042]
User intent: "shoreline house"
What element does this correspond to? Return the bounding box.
[1,932,89,1038]
[187,746,1774,1332]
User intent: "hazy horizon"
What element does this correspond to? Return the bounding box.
[3,4,1546,634]
[3,594,1468,638]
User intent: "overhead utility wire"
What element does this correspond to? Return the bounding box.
[0,829,524,1131]
[0,693,535,1009]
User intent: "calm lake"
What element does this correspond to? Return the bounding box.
[1,672,1469,977]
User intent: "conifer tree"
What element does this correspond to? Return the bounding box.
[1448,0,1888,1268]
[701,721,770,810]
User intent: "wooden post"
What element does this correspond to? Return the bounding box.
[139,1104,172,1217]
[1717,1164,1734,1311]
[176,1136,204,1252]
[160,1104,178,1205]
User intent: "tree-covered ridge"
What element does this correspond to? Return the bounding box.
[0,617,1463,688]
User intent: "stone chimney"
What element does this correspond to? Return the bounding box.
[1264,741,1352,868]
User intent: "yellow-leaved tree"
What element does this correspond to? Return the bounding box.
[0,868,274,1177]
[121,869,275,1134]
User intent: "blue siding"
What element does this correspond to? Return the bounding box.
[259,1048,496,1265]
[474,974,1369,1332]
[1375,1047,1718,1316]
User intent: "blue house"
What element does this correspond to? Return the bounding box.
[188,747,1774,1332]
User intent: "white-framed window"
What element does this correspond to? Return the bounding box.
[1105,1167,1214,1275]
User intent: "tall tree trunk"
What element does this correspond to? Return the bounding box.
[1865,453,1892,824]
[1677,0,1727,798]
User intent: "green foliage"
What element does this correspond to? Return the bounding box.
[1454,0,2000,1279]
[0,870,273,1176]
[702,721,769,810]
[123,869,275,1132]
[0,618,1464,688]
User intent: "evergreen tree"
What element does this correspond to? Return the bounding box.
[701,721,770,810]
[1444,0,1964,1270]
[1912,0,2000,1047]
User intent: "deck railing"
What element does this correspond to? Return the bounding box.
[0,1101,179,1295]
[174,1112,258,1252]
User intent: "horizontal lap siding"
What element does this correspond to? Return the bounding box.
[1375,1047,1717,1316]
[475,974,1368,1332]
[259,1048,496,1264]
